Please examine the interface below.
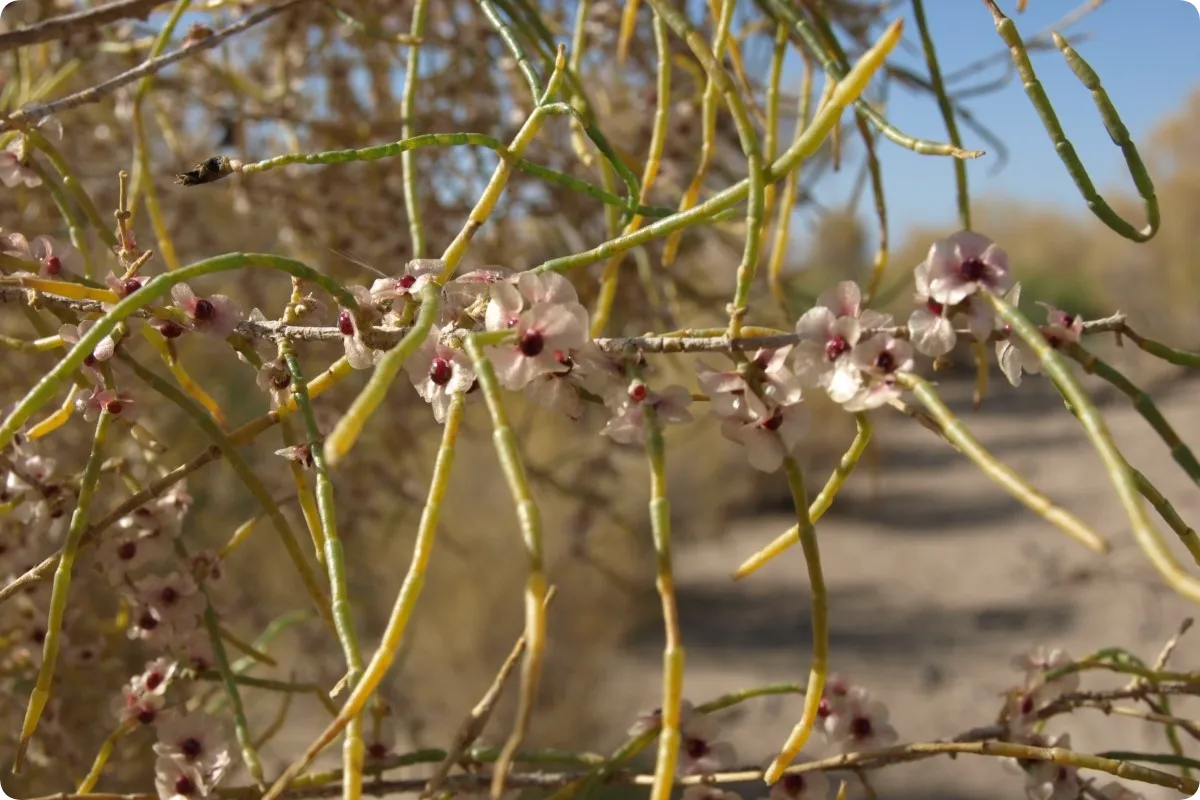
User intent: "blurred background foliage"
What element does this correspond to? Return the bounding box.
[1,0,1198,793]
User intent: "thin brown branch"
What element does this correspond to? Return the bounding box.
[1,0,315,131]
[0,0,170,53]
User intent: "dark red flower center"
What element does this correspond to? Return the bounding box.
[782,774,807,796]
[817,698,832,718]
[1019,693,1035,715]
[158,320,185,339]
[629,383,648,402]
[762,408,784,431]
[367,742,389,760]
[83,354,97,367]
[45,256,62,275]
[875,351,896,373]
[138,611,159,631]
[399,274,416,289]
[174,774,196,795]
[338,310,355,336]
[145,671,164,690]
[123,278,143,296]
[684,738,709,759]
[825,335,851,362]
[518,329,545,357]
[429,357,453,386]
[925,298,944,315]
[160,586,179,606]
[117,540,137,561]
[104,399,124,415]
[180,737,203,760]
[138,708,157,725]
[193,298,215,320]
[849,715,873,740]
[960,258,987,282]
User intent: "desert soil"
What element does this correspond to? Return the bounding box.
[602,373,1200,800]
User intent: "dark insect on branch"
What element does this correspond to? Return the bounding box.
[175,156,240,186]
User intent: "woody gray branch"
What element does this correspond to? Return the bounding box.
[1,0,315,131]
[0,287,1129,353]
[0,0,170,53]
[18,679,1200,800]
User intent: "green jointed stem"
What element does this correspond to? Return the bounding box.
[400,0,431,257]
[23,127,119,249]
[764,458,827,784]
[323,283,441,466]
[500,0,643,213]
[0,252,358,453]
[201,592,266,784]
[1132,466,1200,566]
[535,18,902,277]
[463,334,548,800]
[1119,325,1200,368]
[646,0,763,338]
[641,399,683,800]
[552,684,807,800]
[734,413,872,580]
[15,409,112,772]
[281,339,367,800]
[118,353,336,629]
[242,131,669,218]
[982,289,1200,605]
[982,1,1158,242]
[911,0,970,230]
[899,372,1109,553]
[1063,342,1200,486]
[756,0,981,159]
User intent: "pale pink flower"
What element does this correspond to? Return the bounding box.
[695,361,764,420]
[998,295,1084,388]
[442,266,510,322]
[1018,734,1080,800]
[823,685,898,751]
[95,527,172,585]
[764,761,829,800]
[154,750,230,800]
[4,234,82,277]
[720,402,806,473]
[369,258,441,304]
[792,282,890,403]
[677,700,736,775]
[338,286,380,370]
[1003,647,1078,734]
[176,629,215,672]
[105,271,147,301]
[58,320,118,377]
[154,713,228,778]
[485,297,590,390]
[274,444,314,468]
[76,387,136,422]
[751,346,804,406]
[133,572,205,638]
[0,141,40,188]
[841,335,914,412]
[171,283,242,339]
[115,657,176,725]
[924,230,1011,306]
[601,383,693,444]
[404,326,475,422]
[484,271,581,331]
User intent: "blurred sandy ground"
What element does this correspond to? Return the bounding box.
[251,367,1200,800]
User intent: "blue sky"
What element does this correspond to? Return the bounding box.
[800,0,1200,244]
